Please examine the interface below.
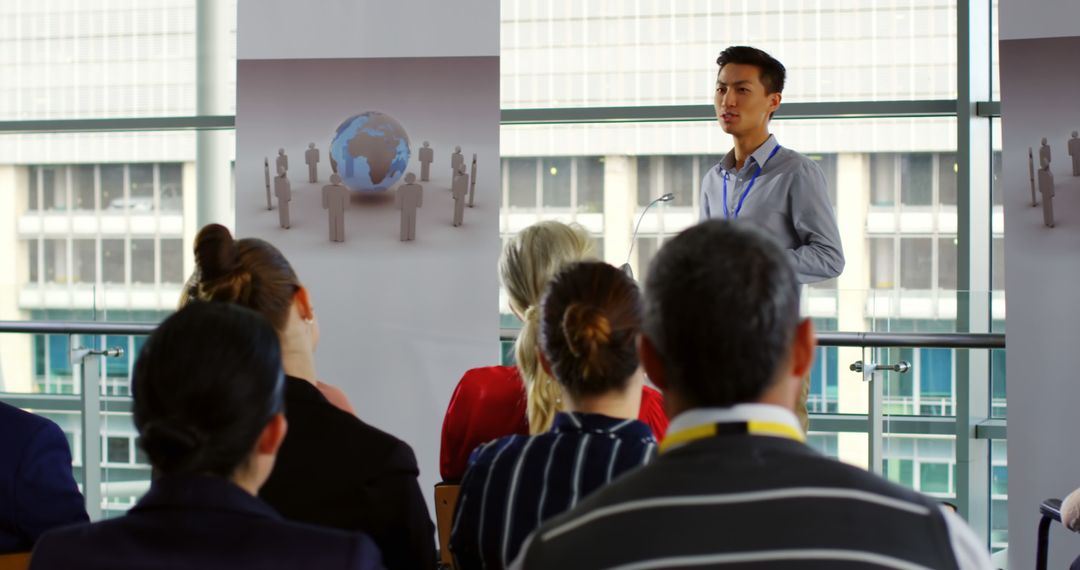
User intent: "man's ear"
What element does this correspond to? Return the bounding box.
[294,286,314,320]
[637,334,667,392]
[768,91,782,115]
[255,413,287,456]
[789,319,816,379]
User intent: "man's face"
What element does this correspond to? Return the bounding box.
[714,63,781,137]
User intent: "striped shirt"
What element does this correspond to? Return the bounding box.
[450,412,656,569]
[511,406,992,570]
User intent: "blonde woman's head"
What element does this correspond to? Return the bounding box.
[499,221,596,433]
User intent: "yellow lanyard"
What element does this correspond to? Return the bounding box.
[659,420,806,454]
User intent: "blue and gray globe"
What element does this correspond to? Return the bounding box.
[330,112,411,192]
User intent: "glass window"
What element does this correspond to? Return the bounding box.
[664,156,695,207]
[938,153,957,206]
[507,158,536,208]
[900,238,933,289]
[102,239,125,284]
[577,157,604,213]
[884,458,914,487]
[636,157,655,207]
[870,154,897,206]
[73,239,96,284]
[27,166,39,211]
[42,166,66,211]
[129,164,155,210]
[27,239,39,283]
[938,236,957,290]
[920,462,951,494]
[870,237,895,289]
[160,163,183,212]
[542,158,571,208]
[101,165,124,211]
[106,436,130,464]
[44,239,68,284]
[73,165,96,211]
[992,237,1005,291]
[901,154,933,206]
[131,239,155,284]
[161,239,184,284]
[919,348,953,398]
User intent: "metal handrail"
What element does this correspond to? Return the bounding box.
[501,328,1004,349]
[0,321,1005,350]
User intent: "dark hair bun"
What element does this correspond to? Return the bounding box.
[562,303,611,376]
[139,421,205,472]
[193,223,240,283]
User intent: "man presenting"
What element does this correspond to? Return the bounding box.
[700,46,844,283]
[701,46,844,431]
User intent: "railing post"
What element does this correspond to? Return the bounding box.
[73,337,102,521]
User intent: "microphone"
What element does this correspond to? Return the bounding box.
[620,193,675,280]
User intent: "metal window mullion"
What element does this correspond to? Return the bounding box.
[76,340,102,521]
[956,0,993,546]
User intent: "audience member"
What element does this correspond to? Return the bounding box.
[512,220,993,569]
[182,224,435,570]
[0,401,87,554]
[451,261,656,568]
[440,221,668,482]
[29,302,383,569]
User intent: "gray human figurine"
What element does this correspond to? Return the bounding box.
[468,153,477,207]
[396,172,423,241]
[322,173,348,242]
[1028,147,1037,207]
[451,164,468,227]
[1069,131,1080,176]
[274,166,291,229]
[1039,137,1051,168]
[419,141,434,182]
[263,157,273,210]
[1038,156,1055,228]
[451,146,464,182]
[276,148,289,175]
[305,143,320,183]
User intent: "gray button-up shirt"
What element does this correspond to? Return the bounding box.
[700,135,845,284]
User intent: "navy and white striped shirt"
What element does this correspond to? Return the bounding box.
[450,412,656,569]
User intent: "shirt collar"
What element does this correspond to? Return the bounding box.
[666,403,802,439]
[720,134,780,175]
[551,411,655,441]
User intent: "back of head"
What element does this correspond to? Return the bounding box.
[643,220,800,408]
[716,45,786,94]
[499,221,595,433]
[183,223,299,332]
[540,261,642,399]
[133,302,284,477]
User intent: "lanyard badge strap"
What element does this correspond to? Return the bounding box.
[721,144,782,220]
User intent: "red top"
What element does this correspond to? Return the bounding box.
[439,365,669,481]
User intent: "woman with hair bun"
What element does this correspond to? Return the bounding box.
[450,261,658,569]
[30,302,383,569]
[178,224,435,570]
[439,221,668,482]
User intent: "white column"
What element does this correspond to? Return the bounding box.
[602,155,636,268]
[195,0,234,229]
[0,165,33,392]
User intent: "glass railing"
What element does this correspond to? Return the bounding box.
[2,316,1006,549]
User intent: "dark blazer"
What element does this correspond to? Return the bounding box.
[259,376,436,570]
[0,401,88,554]
[29,475,383,570]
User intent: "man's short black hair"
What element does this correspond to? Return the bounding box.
[642,220,801,408]
[716,46,786,94]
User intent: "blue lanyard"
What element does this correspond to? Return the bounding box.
[722,144,782,220]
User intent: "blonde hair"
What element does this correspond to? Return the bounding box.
[500,221,596,433]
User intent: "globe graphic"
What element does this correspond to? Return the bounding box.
[329,112,411,192]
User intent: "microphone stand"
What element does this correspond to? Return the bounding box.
[621,193,674,280]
